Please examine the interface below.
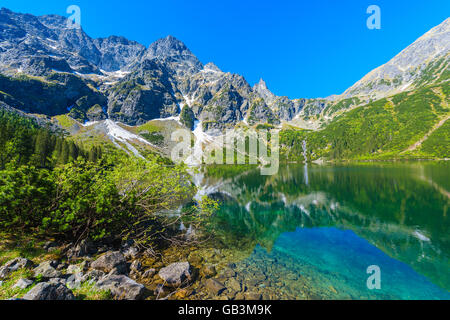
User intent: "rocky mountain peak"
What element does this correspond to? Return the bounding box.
[143,35,203,75]
[37,14,71,29]
[254,78,268,90]
[424,17,450,37]
[254,78,276,105]
[0,8,448,130]
[342,17,450,100]
[203,62,221,73]
[146,35,191,59]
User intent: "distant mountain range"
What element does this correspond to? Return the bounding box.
[0,7,448,160]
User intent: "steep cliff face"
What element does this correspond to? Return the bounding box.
[93,36,146,72]
[107,59,180,125]
[0,72,106,118]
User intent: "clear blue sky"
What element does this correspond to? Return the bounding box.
[2,0,449,98]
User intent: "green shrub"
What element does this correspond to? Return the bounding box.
[0,155,203,245]
[0,109,216,246]
[0,164,54,231]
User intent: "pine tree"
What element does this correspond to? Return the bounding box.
[60,140,70,164]
[68,140,78,161]
[88,146,98,163]
[33,129,52,167]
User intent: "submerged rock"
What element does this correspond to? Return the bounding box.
[174,288,191,299]
[205,278,226,295]
[158,262,192,287]
[142,268,156,279]
[23,283,75,300]
[226,278,242,292]
[235,292,245,300]
[222,267,236,278]
[244,292,262,300]
[201,265,217,278]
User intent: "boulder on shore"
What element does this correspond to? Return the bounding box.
[67,264,82,274]
[12,278,33,289]
[82,269,105,283]
[158,262,192,287]
[91,251,127,274]
[22,283,75,300]
[33,261,62,279]
[0,258,33,279]
[96,274,146,300]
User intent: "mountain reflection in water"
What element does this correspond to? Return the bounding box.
[200,162,450,299]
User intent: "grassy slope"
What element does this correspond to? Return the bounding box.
[52,115,161,157]
[25,77,450,163]
[281,82,450,161]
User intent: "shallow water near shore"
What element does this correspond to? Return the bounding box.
[199,162,450,299]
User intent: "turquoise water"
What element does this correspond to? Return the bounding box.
[203,162,450,299]
[271,228,449,299]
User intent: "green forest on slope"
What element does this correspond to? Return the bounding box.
[0,109,214,245]
[0,109,103,169]
[280,83,450,161]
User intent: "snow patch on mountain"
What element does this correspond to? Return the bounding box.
[103,119,157,158]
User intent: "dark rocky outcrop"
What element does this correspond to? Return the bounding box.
[107,60,179,125]
[0,8,310,128]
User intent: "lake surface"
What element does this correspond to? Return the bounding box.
[199,162,450,300]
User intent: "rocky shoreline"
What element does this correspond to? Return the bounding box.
[0,239,280,300]
[1,237,342,300]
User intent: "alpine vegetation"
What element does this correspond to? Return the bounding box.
[0,6,448,302]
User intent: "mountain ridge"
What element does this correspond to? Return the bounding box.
[341,17,450,101]
[0,7,448,147]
